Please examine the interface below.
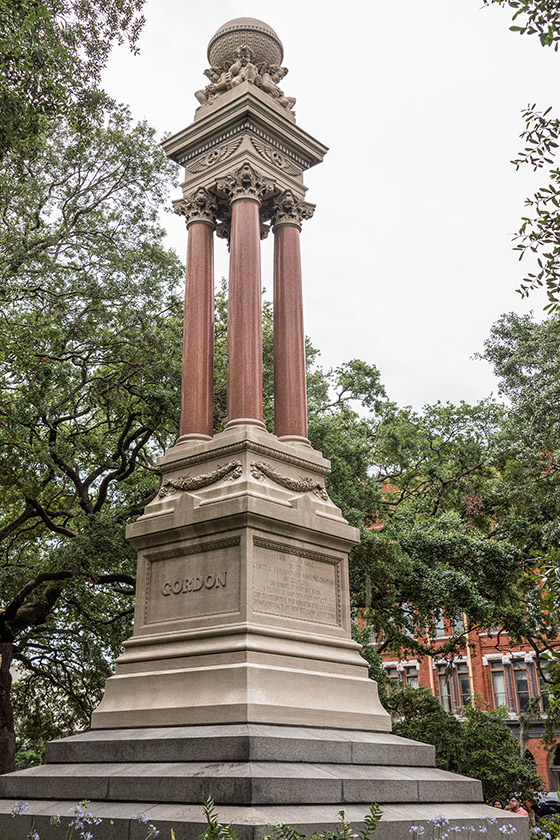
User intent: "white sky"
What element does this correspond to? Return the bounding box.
[102,0,559,410]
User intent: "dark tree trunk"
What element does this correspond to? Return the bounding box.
[0,642,15,774]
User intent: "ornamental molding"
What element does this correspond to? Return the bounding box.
[253,536,339,565]
[173,187,217,227]
[158,460,242,497]
[269,190,315,229]
[186,139,242,173]
[175,122,308,170]
[215,162,276,205]
[250,460,328,500]
[146,536,241,563]
[250,138,302,176]
[158,441,330,476]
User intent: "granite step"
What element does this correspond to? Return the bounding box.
[45,724,436,767]
[0,799,528,840]
[0,761,482,805]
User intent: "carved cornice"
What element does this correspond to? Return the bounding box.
[146,537,241,563]
[174,187,218,227]
[158,460,243,497]
[215,162,276,205]
[270,190,315,229]
[253,537,339,565]
[250,461,328,500]
[158,441,331,476]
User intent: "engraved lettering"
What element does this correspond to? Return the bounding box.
[252,549,340,626]
[160,571,228,597]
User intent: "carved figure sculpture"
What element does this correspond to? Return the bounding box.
[196,47,295,114]
[229,46,259,86]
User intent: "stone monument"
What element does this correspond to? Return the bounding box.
[0,18,524,840]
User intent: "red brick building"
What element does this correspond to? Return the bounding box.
[379,618,560,790]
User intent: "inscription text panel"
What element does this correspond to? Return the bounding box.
[252,540,340,626]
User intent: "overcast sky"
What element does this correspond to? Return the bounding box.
[102,1,559,410]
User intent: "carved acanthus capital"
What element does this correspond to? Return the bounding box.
[174,188,218,227]
[215,162,276,206]
[270,191,315,229]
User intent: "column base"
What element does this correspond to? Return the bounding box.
[278,434,312,448]
[225,417,267,431]
[176,432,213,445]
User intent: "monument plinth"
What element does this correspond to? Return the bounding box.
[0,18,524,840]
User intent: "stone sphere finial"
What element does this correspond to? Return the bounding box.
[207,18,284,70]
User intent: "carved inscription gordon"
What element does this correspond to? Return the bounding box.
[162,571,227,596]
[144,538,240,625]
[252,538,341,626]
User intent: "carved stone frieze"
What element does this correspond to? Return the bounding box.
[250,138,301,176]
[250,461,328,500]
[174,188,218,227]
[215,162,276,205]
[186,139,242,173]
[159,461,243,497]
[269,190,315,229]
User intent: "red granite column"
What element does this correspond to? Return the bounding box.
[176,188,217,442]
[272,192,314,445]
[226,197,265,428]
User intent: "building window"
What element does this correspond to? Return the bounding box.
[435,613,446,637]
[490,662,508,709]
[452,616,464,634]
[513,661,531,713]
[384,663,419,693]
[456,661,471,709]
[436,664,452,713]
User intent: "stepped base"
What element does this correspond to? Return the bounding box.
[0,725,527,840]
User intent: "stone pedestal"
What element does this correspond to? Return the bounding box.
[92,424,389,732]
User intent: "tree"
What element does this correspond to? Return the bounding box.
[0,101,184,773]
[388,684,544,803]
[484,1,560,50]
[0,0,145,160]
[479,3,560,310]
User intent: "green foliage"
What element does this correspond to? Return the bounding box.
[533,815,560,840]
[0,0,145,159]
[484,1,560,49]
[389,685,544,802]
[0,99,184,770]
[267,804,381,840]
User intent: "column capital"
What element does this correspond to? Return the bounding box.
[174,188,217,228]
[270,190,315,230]
[215,162,276,206]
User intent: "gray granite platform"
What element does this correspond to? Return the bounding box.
[0,725,528,840]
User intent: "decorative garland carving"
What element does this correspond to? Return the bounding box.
[250,461,328,500]
[186,139,242,173]
[270,190,315,229]
[173,188,217,227]
[215,162,276,205]
[250,138,301,176]
[159,460,243,497]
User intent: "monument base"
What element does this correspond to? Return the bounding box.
[0,724,525,840]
